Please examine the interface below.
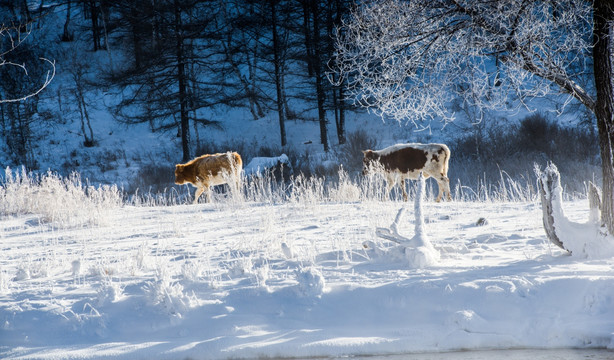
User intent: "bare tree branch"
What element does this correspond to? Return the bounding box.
[0,22,55,103]
[0,58,56,103]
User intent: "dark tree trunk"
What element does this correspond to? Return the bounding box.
[129,3,143,68]
[310,0,329,152]
[271,0,287,147]
[89,0,101,51]
[0,104,4,134]
[151,0,160,51]
[302,1,314,77]
[174,0,190,162]
[62,0,73,41]
[592,0,614,234]
[335,0,346,145]
[76,90,95,147]
[99,0,110,52]
[21,0,32,23]
[73,67,95,147]
[336,86,346,144]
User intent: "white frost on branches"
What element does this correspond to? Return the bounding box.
[333,0,593,126]
[0,22,56,103]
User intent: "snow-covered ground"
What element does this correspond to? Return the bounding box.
[1,172,613,360]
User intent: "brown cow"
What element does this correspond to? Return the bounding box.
[362,143,451,202]
[174,152,243,204]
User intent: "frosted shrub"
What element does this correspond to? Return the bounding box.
[96,279,125,306]
[289,174,326,205]
[358,162,388,202]
[493,170,534,202]
[130,187,185,207]
[143,271,197,317]
[329,167,361,203]
[181,261,202,282]
[251,262,271,289]
[450,170,536,202]
[0,167,122,227]
[243,174,271,203]
[0,167,36,216]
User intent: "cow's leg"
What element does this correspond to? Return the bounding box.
[435,182,444,202]
[400,177,408,201]
[232,173,242,197]
[194,187,205,204]
[434,175,451,202]
[443,175,452,201]
[205,186,213,203]
[386,175,404,201]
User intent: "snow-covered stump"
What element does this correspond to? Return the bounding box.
[537,163,614,258]
[406,172,440,267]
[588,181,602,225]
[537,164,565,250]
[370,173,440,268]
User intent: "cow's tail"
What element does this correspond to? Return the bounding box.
[226,152,243,197]
[227,151,243,175]
[441,144,451,176]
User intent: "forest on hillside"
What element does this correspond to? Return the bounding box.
[0,1,604,197]
[2,0,354,162]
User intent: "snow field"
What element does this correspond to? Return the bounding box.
[1,169,613,359]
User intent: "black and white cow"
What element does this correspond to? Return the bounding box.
[362,143,452,202]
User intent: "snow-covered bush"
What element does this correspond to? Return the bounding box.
[96,279,124,306]
[329,167,361,203]
[289,173,326,205]
[0,167,122,227]
[357,161,390,202]
[143,271,197,318]
[242,171,288,204]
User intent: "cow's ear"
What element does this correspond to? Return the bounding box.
[362,150,373,157]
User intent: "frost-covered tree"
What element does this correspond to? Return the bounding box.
[334,0,614,234]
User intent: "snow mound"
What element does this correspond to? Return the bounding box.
[404,240,440,268]
[295,267,326,297]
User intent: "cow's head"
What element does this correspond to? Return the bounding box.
[174,164,187,185]
[361,150,379,175]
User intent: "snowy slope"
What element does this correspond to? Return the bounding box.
[1,183,614,359]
